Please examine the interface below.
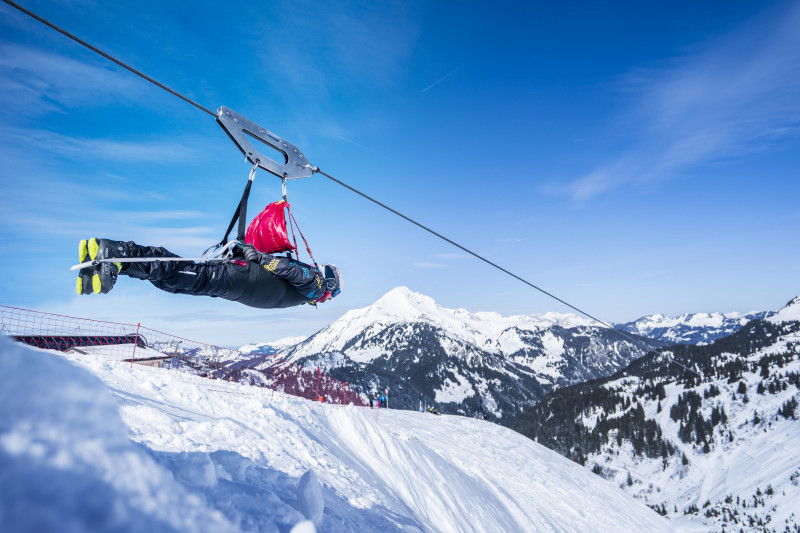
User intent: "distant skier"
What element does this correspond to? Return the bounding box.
[75,238,341,309]
[369,392,375,409]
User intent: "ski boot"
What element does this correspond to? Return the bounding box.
[75,239,95,295]
[87,238,125,294]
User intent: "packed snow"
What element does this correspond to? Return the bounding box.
[0,334,675,532]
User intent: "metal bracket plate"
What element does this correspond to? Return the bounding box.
[216,106,314,180]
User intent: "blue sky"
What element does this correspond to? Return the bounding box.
[1,0,798,345]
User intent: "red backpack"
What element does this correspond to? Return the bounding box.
[245,200,296,254]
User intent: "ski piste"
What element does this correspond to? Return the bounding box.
[70,257,228,271]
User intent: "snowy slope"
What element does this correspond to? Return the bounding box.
[515,297,800,531]
[0,335,674,533]
[768,296,800,324]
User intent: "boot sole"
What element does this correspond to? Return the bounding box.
[76,239,94,295]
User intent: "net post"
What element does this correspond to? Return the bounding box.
[131,322,141,368]
[271,353,276,400]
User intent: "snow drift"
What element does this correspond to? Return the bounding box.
[0,335,673,532]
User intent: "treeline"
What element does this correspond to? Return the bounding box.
[513,318,800,465]
[512,377,677,465]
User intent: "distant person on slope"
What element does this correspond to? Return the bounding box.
[75,238,341,309]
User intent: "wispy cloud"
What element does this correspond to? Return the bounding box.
[556,3,800,203]
[257,1,419,95]
[414,262,447,269]
[0,42,141,115]
[0,126,201,163]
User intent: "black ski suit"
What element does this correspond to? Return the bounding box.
[122,243,327,309]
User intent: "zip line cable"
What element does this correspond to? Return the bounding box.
[5,0,640,341]
[315,169,620,331]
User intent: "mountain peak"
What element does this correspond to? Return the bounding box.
[371,286,439,320]
[768,295,800,324]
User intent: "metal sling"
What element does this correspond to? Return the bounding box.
[215,106,316,247]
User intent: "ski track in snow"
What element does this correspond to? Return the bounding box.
[0,335,675,533]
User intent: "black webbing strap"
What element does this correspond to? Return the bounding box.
[220,164,258,246]
[220,179,252,246]
[236,179,252,243]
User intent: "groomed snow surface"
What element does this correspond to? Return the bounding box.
[0,335,675,533]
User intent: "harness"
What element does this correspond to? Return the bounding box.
[212,107,319,268]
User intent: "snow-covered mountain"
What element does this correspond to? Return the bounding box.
[0,336,675,532]
[769,296,800,324]
[239,336,308,355]
[617,309,770,345]
[280,287,663,424]
[514,296,800,531]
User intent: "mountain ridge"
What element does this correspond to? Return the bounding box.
[512,296,800,531]
[238,288,786,428]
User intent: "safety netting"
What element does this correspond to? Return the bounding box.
[0,305,366,406]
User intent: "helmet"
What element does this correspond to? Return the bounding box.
[322,264,342,298]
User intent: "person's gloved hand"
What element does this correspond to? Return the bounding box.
[242,244,261,263]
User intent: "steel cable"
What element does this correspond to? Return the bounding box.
[5,0,643,342]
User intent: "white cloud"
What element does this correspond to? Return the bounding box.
[0,42,141,114]
[255,1,419,97]
[0,126,201,163]
[557,3,800,203]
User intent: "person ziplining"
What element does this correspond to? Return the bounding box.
[75,236,341,309]
[72,108,342,310]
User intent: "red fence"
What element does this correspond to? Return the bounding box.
[1,305,366,407]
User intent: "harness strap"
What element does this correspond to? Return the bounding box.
[220,163,258,246]
[286,205,318,269]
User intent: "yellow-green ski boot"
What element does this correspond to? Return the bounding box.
[88,238,123,294]
[76,239,95,295]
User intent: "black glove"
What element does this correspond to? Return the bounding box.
[242,244,261,263]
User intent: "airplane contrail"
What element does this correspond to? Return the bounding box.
[422,67,461,92]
